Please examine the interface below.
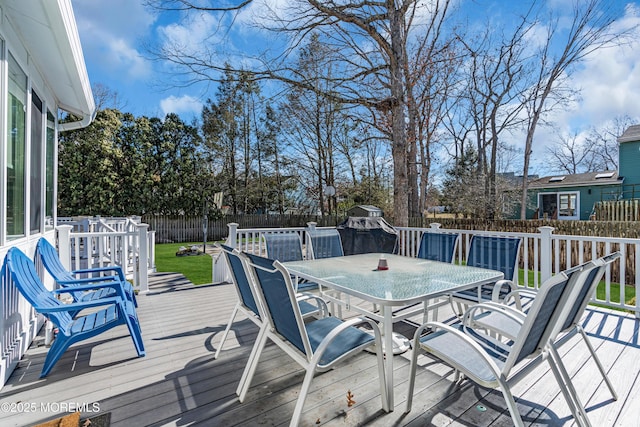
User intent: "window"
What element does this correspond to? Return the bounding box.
[45,110,55,230]
[30,91,44,234]
[538,191,580,220]
[558,193,578,218]
[7,53,27,240]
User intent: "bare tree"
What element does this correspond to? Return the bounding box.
[546,132,598,174]
[518,0,632,219]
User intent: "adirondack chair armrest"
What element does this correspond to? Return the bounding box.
[71,266,125,281]
[53,280,126,297]
[57,276,123,286]
[36,296,122,313]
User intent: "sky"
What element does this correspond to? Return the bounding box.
[71,0,640,175]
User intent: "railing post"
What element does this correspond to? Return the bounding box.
[228,223,239,248]
[538,226,555,282]
[307,222,317,231]
[138,224,149,294]
[56,225,73,270]
[429,223,442,229]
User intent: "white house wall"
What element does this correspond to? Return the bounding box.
[0,0,94,389]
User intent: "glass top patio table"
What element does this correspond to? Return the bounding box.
[283,253,504,306]
[283,253,504,409]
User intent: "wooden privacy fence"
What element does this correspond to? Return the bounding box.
[594,200,640,222]
[142,214,345,243]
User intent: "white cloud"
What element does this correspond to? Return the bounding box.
[160,95,203,117]
[72,0,155,80]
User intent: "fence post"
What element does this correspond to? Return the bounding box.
[429,223,442,229]
[307,222,317,231]
[138,224,149,294]
[538,226,555,283]
[56,225,73,270]
[227,223,239,248]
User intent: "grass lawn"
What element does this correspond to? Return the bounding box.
[517,267,636,309]
[155,242,214,285]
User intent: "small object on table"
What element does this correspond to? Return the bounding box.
[377,256,389,270]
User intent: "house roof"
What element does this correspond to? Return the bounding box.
[529,170,623,189]
[3,0,94,127]
[618,125,640,143]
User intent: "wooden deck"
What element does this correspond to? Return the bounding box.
[1,272,639,427]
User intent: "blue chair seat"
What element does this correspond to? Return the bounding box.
[305,317,375,365]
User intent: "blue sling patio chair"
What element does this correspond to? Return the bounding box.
[3,247,144,377]
[449,235,522,315]
[465,252,622,401]
[416,230,459,263]
[305,228,344,259]
[407,261,600,427]
[213,244,327,361]
[411,231,460,322]
[36,238,138,308]
[263,232,318,292]
[237,252,389,426]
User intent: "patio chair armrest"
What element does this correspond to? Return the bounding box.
[36,297,121,313]
[412,321,504,383]
[311,316,383,366]
[463,302,526,326]
[296,292,329,317]
[71,266,125,281]
[503,288,536,307]
[462,302,526,341]
[490,279,521,309]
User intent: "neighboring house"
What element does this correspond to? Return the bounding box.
[0,0,94,257]
[0,0,94,385]
[522,124,640,220]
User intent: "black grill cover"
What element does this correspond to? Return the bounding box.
[337,217,398,255]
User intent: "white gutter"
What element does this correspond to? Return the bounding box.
[58,103,97,132]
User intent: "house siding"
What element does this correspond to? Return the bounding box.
[619,139,640,194]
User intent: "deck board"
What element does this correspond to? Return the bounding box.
[1,273,639,427]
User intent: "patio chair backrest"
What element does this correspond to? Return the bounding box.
[505,262,596,371]
[3,248,74,335]
[559,252,621,333]
[466,236,521,282]
[36,238,76,283]
[306,229,344,259]
[417,231,459,263]
[243,252,309,356]
[219,244,260,316]
[263,232,304,262]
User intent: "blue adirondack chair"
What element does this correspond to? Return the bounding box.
[36,238,138,308]
[3,247,145,377]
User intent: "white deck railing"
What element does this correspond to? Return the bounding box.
[216,221,640,317]
[56,219,155,293]
[0,218,155,390]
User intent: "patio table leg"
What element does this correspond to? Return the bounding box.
[383,305,395,409]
